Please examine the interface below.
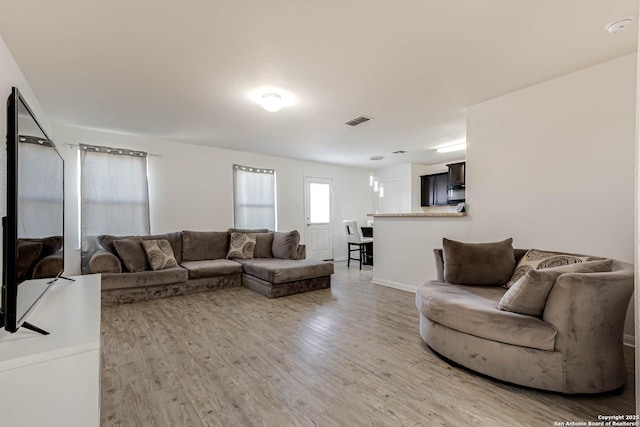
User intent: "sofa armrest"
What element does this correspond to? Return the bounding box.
[89,249,122,274]
[32,252,63,279]
[542,265,633,392]
[296,245,306,260]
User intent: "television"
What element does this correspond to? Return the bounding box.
[1,87,65,334]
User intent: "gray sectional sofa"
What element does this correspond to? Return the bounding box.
[87,229,334,305]
[416,239,634,394]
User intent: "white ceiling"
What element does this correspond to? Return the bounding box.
[0,0,637,168]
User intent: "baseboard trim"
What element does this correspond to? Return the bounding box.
[623,334,635,348]
[333,256,347,262]
[371,277,417,293]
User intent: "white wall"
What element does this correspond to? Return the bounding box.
[467,53,635,262]
[466,53,636,338]
[52,124,373,271]
[373,163,411,213]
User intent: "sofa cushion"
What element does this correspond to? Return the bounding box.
[507,249,605,288]
[254,232,274,258]
[101,267,189,291]
[143,239,179,270]
[180,259,244,279]
[237,259,334,284]
[227,228,269,234]
[272,230,300,259]
[114,237,148,273]
[416,280,557,351]
[182,231,229,261]
[33,253,64,280]
[443,238,515,286]
[98,234,132,256]
[499,259,614,316]
[227,233,256,259]
[20,236,63,258]
[17,241,43,282]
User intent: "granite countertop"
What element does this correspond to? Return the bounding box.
[369,212,467,218]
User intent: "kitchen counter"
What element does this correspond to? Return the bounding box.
[371,214,470,293]
[370,212,466,218]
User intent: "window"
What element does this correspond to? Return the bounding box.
[233,164,276,230]
[80,144,150,272]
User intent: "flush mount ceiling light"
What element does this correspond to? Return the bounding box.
[436,142,467,153]
[606,17,634,34]
[260,93,283,112]
[249,88,295,112]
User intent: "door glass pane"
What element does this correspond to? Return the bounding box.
[309,183,330,223]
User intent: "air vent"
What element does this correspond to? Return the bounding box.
[392,150,406,154]
[345,115,372,126]
[369,156,384,161]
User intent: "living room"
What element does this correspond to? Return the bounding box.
[0,1,638,426]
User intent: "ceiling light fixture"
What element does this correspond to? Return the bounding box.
[260,93,283,112]
[436,142,467,153]
[606,17,634,34]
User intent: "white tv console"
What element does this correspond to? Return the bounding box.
[0,274,101,427]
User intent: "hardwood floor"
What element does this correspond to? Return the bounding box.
[101,262,635,426]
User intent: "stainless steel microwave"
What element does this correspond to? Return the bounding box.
[448,187,465,203]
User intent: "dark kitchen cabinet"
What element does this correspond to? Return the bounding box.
[421,172,448,206]
[447,162,466,187]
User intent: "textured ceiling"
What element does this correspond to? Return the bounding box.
[0,0,637,168]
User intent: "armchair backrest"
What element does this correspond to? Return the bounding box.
[343,220,365,244]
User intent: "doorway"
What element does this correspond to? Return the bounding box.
[304,177,333,260]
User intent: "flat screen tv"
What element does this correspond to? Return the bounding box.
[1,87,65,334]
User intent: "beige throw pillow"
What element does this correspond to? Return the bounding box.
[142,239,178,270]
[499,259,614,316]
[226,233,256,259]
[506,249,605,288]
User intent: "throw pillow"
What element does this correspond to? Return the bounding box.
[272,230,300,259]
[254,232,275,258]
[182,231,229,261]
[226,233,256,259]
[506,249,605,288]
[499,259,614,316]
[20,236,63,258]
[442,238,515,286]
[142,239,178,270]
[114,237,148,273]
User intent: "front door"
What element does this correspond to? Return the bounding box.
[304,177,333,260]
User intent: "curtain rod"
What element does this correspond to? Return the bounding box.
[64,143,162,158]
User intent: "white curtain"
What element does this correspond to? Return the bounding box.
[233,164,276,230]
[18,140,64,239]
[80,144,150,272]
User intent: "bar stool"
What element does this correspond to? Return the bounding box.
[343,220,373,270]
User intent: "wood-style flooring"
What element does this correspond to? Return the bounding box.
[101,262,635,426]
